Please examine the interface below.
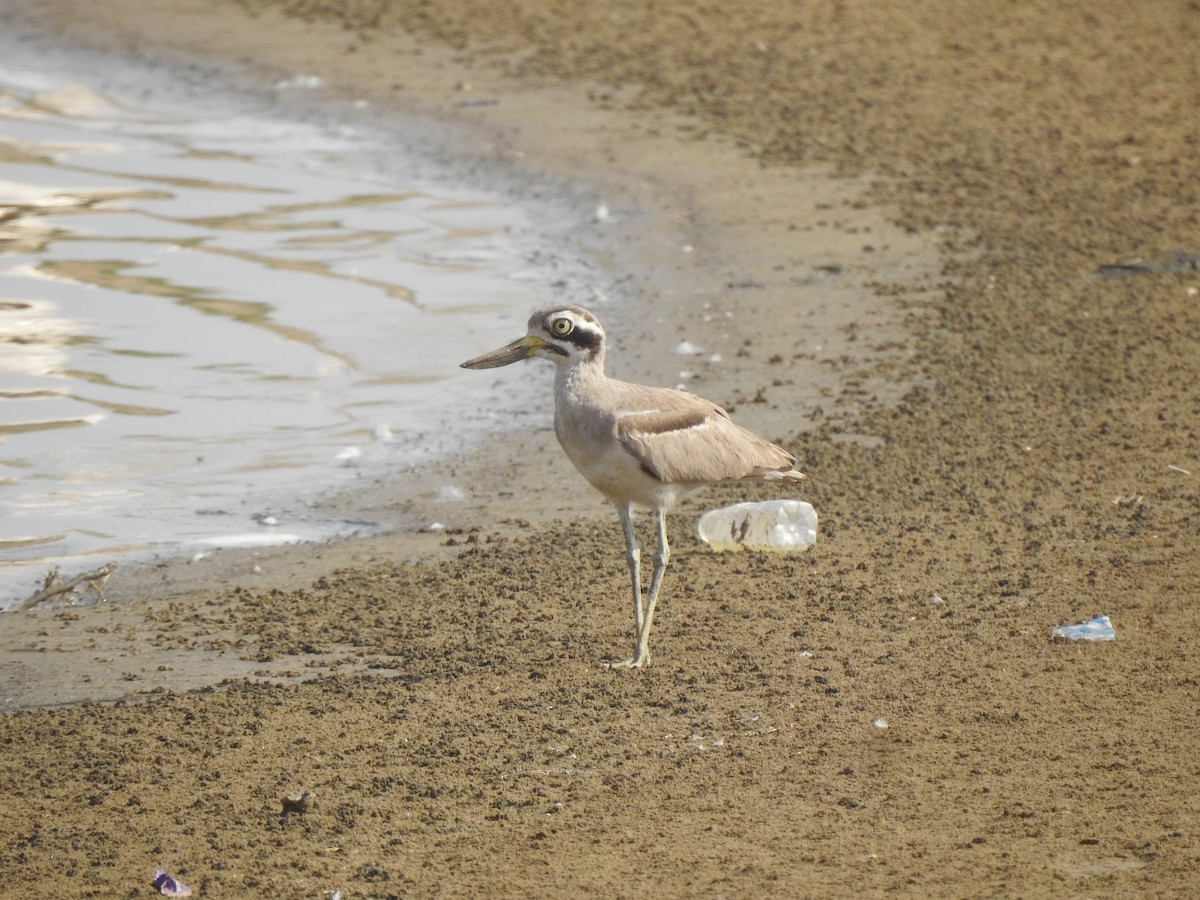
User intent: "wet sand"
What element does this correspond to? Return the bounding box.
[2,0,1198,896]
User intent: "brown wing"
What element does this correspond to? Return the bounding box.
[616,395,798,484]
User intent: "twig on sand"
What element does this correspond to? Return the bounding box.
[17,563,116,611]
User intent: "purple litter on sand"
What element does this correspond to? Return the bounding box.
[153,869,193,897]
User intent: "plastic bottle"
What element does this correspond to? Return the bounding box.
[697,499,818,553]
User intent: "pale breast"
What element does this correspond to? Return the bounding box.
[553,394,689,510]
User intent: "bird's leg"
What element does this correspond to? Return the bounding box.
[618,504,646,629]
[618,503,645,633]
[629,508,670,668]
[606,504,646,669]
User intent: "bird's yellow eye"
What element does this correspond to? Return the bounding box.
[550,317,574,336]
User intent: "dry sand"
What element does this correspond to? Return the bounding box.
[1,0,1198,896]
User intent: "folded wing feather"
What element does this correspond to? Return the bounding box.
[616,400,799,484]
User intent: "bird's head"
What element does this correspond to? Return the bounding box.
[460,305,606,370]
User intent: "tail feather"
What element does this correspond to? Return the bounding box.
[760,467,806,482]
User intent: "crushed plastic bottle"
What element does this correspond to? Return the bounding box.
[697,499,818,553]
[1051,615,1116,642]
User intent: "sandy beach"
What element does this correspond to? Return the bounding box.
[1,0,1198,896]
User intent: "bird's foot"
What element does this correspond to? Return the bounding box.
[604,651,650,670]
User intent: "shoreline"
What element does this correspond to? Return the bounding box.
[1,0,935,623]
[0,6,613,608]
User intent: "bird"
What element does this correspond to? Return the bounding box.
[460,305,805,668]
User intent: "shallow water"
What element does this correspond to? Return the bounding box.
[0,38,584,607]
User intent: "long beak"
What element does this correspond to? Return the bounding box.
[460,334,547,369]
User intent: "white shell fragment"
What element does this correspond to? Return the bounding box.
[275,74,324,90]
[698,499,818,553]
[1051,615,1116,642]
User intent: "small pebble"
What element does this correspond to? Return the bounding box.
[282,791,315,814]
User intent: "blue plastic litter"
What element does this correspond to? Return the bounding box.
[1051,615,1116,642]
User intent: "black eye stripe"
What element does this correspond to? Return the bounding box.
[557,325,602,352]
